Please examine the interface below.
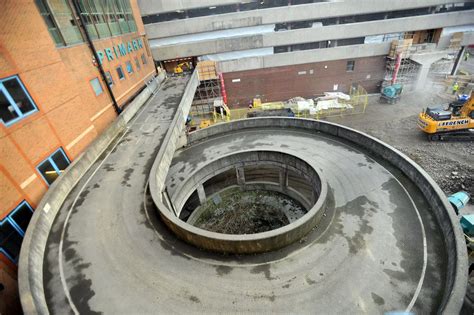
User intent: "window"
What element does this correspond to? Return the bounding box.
[134,57,141,71]
[126,61,134,74]
[35,0,83,47]
[141,53,147,65]
[36,0,138,46]
[346,60,355,72]
[10,201,34,233]
[37,148,70,185]
[116,65,125,80]
[90,78,103,96]
[76,0,138,37]
[0,201,34,263]
[1,76,38,126]
[105,71,114,87]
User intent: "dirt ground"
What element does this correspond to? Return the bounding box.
[325,90,473,207]
[193,188,305,234]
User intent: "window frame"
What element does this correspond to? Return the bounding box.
[1,75,39,127]
[116,65,125,80]
[7,201,34,236]
[90,77,104,96]
[0,201,34,263]
[125,60,134,74]
[36,148,71,186]
[346,60,355,72]
[134,57,141,71]
[36,0,138,46]
[105,71,114,87]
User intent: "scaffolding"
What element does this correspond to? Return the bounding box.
[190,61,222,118]
[383,57,421,91]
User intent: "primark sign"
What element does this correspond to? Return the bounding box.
[96,38,144,64]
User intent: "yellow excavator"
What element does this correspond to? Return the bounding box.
[173,61,192,75]
[418,94,474,140]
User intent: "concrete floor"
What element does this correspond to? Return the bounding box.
[41,76,448,314]
[166,128,447,313]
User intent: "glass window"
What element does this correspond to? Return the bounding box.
[40,0,83,45]
[36,0,137,45]
[0,220,23,263]
[126,61,134,74]
[105,71,114,86]
[116,66,125,80]
[115,0,130,33]
[141,54,147,65]
[121,0,137,32]
[87,0,112,38]
[134,57,140,71]
[0,201,34,264]
[90,78,103,96]
[10,201,34,233]
[1,76,38,126]
[101,0,121,36]
[37,148,70,185]
[346,60,355,72]
[35,0,65,46]
[77,0,99,39]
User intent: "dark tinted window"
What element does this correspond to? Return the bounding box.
[11,203,33,233]
[0,220,23,262]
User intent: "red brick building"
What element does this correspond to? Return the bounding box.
[0,1,155,311]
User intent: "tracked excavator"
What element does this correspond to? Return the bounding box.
[418,94,474,141]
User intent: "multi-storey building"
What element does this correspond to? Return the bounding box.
[140,0,473,106]
[0,1,155,310]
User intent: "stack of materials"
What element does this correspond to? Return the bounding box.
[388,38,413,58]
[314,92,353,113]
[196,61,218,80]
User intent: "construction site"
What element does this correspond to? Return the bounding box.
[2,1,474,314]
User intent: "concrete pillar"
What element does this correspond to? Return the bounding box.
[236,166,245,187]
[279,168,288,191]
[163,188,177,216]
[451,46,465,76]
[415,64,431,90]
[196,184,206,205]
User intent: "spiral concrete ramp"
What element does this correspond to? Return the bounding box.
[19,75,467,314]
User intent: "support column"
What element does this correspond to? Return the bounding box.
[415,64,431,90]
[236,166,245,187]
[197,184,206,205]
[451,46,465,76]
[279,168,288,191]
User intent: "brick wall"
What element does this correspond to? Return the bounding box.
[0,0,155,281]
[223,56,386,107]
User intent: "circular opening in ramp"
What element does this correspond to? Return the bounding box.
[159,150,327,254]
[188,187,307,234]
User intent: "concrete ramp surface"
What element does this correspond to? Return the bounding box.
[19,75,467,314]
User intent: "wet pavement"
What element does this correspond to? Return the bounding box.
[166,128,447,313]
[43,77,447,313]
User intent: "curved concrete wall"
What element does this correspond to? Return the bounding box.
[175,117,467,313]
[18,73,165,314]
[170,150,321,214]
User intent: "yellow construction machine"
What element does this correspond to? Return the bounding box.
[173,61,191,75]
[418,95,474,140]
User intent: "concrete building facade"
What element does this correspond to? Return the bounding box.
[140,0,474,105]
[0,1,155,310]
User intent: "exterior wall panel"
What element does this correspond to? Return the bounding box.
[223,56,385,106]
[143,0,467,38]
[152,10,474,60]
